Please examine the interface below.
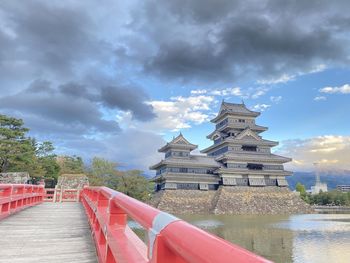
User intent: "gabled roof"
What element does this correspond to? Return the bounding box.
[235,127,261,141]
[206,130,225,140]
[158,133,198,152]
[211,101,260,122]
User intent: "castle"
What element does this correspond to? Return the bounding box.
[150,101,291,191]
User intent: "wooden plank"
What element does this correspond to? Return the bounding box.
[0,202,97,263]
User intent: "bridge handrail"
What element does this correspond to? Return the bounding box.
[0,184,44,220]
[81,186,271,263]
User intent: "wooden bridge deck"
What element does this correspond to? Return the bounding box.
[0,202,97,263]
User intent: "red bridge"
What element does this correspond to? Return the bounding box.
[0,184,271,263]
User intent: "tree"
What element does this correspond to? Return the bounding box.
[91,157,117,177]
[86,157,153,201]
[116,170,153,201]
[87,157,118,186]
[295,182,308,202]
[57,155,84,174]
[36,141,55,157]
[0,114,42,174]
[35,141,60,181]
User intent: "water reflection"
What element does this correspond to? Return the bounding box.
[179,214,350,263]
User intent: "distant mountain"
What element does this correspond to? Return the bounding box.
[287,172,350,190]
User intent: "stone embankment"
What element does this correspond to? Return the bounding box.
[0,172,30,184]
[149,186,313,214]
[149,189,216,214]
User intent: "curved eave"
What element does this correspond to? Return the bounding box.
[201,141,228,153]
[158,143,197,152]
[201,139,279,154]
[149,161,166,170]
[150,159,220,170]
[217,124,268,133]
[211,111,260,123]
[150,175,164,182]
[217,168,293,176]
[216,153,292,163]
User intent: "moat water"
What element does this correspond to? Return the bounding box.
[180,213,350,263]
[130,213,350,263]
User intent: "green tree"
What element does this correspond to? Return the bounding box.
[91,157,117,177]
[35,141,60,181]
[87,157,118,186]
[308,190,350,206]
[296,182,306,194]
[295,182,308,201]
[116,170,153,201]
[0,115,43,175]
[57,155,84,174]
[87,157,153,201]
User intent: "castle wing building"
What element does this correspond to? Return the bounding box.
[150,101,292,191]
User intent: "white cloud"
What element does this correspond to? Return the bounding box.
[277,135,350,172]
[210,87,243,97]
[191,89,207,95]
[270,96,282,103]
[257,74,295,85]
[319,84,350,94]
[257,64,327,85]
[252,103,271,111]
[309,64,327,73]
[116,95,215,132]
[251,87,269,99]
[191,86,269,100]
[314,96,327,101]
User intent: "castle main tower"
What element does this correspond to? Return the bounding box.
[201,101,292,187]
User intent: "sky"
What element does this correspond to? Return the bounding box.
[0,0,349,174]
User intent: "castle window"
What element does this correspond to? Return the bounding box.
[247,163,263,170]
[216,118,228,129]
[209,146,228,156]
[242,145,257,152]
[238,119,245,123]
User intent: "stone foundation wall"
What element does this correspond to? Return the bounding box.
[56,174,89,189]
[213,186,313,214]
[149,189,217,214]
[0,172,30,184]
[149,186,313,214]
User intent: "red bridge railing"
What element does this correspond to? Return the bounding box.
[0,184,44,220]
[81,186,271,263]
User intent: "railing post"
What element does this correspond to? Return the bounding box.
[59,186,63,203]
[108,198,127,227]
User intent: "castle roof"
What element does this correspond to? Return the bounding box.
[211,101,260,123]
[216,152,292,163]
[158,133,198,152]
[150,154,220,170]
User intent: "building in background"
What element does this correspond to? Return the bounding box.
[150,101,292,191]
[336,185,350,192]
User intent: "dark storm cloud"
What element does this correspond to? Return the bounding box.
[0,78,155,139]
[0,1,98,76]
[0,84,120,135]
[100,86,156,121]
[57,82,156,121]
[128,0,350,82]
[59,83,91,99]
